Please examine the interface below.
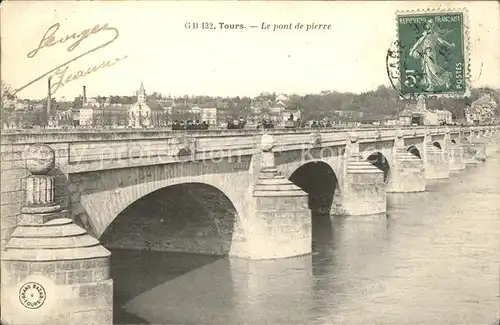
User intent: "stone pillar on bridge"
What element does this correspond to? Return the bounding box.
[251,133,311,259]
[1,144,113,325]
[485,127,496,157]
[462,146,478,165]
[342,132,386,216]
[424,129,450,179]
[463,128,486,163]
[447,128,465,172]
[388,128,425,193]
[462,127,477,165]
[495,127,500,154]
[473,129,487,162]
[474,144,487,161]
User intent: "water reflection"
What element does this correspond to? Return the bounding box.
[229,256,313,323]
[112,149,500,325]
[111,250,229,324]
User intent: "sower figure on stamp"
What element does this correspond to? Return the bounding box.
[409,19,455,92]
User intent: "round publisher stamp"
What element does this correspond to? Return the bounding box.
[19,282,46,309]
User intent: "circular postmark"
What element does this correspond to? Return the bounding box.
[19,282,46,309]
[386,39,403,96]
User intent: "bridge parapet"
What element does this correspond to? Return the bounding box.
[0,126,494,182]
[2,125,487,146]
[0,126,448,174]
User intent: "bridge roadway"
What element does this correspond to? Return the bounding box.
[0,124,499,325]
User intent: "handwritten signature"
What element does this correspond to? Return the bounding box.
[14,22,127,96]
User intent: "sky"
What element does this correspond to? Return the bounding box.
[1,1,499,100]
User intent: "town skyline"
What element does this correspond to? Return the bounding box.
[2,1,499,100]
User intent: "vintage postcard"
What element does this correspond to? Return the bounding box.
[1,1,499,325]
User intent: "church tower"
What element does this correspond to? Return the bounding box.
[416,94,427,112]
[138,81,146,103]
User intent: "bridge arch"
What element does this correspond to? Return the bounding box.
[362,151,391,183]
[288,161,339,217]
[407,145,422,159]
[97,181,243,321]
[100,182,241,256]
[433,141,442,149]
[77,170,249,247]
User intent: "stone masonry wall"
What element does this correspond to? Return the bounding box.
[389,152,425,193]
[249,195,310,259]
[1,257,113,325]
[425,148,449,179]
[343,171,386,216]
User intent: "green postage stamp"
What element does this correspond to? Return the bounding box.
[396,9,469,98]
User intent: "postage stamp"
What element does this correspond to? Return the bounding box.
[396,9,469,99]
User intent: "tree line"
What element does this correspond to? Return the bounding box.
[286,85,500,122]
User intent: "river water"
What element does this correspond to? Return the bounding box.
[111,147,500,325]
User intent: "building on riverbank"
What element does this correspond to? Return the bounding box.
[465,94,497,125]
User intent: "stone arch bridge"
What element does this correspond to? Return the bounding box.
[1,125,499,324]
